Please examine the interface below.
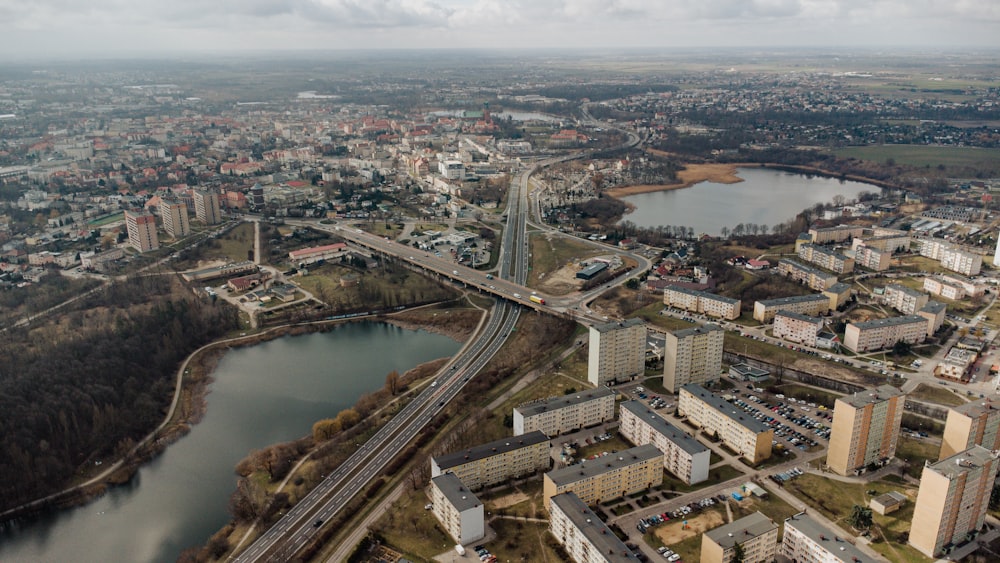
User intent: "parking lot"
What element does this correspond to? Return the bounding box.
[729,387,831,455]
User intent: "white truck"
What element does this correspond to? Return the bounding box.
[455,544,466,556]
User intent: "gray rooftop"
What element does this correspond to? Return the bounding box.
[839,385,905,409]
[920,300,946,314]
[886,284,926,298]
[671,323,723,339]
[546,444,662,487]
[774,310,824,325]
[757,293,830,307]
[825,282,852,294]
[433,430,548,471]
[592,317,645,333]
[779,259,837,279]
[431,472,481,512]
[679,384,771,434]
[516,387,615,418]
[803,244,851,260]
[926,445,999,479]
[850,315,926,330]
[783,513,870,563]
[704,511,777,549]
[550,492,639,561]
[953,395,1000,418]
[666,284,739,305]
[871,491,907,508]
[620,401,708,456]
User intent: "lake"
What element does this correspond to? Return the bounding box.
[0,322,461,563]
[618,167,880,235]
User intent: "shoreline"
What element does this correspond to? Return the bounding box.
[604,162,746,198]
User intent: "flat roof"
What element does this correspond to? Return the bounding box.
[927,445,998,480]
[431,472,481,512]
[671,323,723,339]
[705,511,777,548]
[434,430,548,471]
[812,225,864,232]
[953,395,1000,418]
[730,363,770,378]
[666,284,739,305]
[920,300,946,314]
[839,385,904,409]
[550,493,639,561]
[620,401,708,456]
[579,262,608,275]
[546,444,661,487]
[774,310,823,325]
[872,491,907,508]
[592,317,645,333]
[825,282,852,294]
[803,244,850,260]
[779,259,837,278]
[886,284,926,298]
[850,315,926,330]
[516,387,615,417]
[679,384,771,434]
[783,512,870,563]
[757,293,830,307]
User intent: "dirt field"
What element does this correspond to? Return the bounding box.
[537,263,584,295]
[488,492,529,510]
[605,163,744,197]
[654,509,726,544]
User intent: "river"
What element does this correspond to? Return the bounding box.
[0,322,461,563]
[618,167,880,235]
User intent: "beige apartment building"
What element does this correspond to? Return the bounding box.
[852,231,910,253]
[701,511,778,563]
[513,387,616,437]
[826,385,904,476]
[543,444,662,510]
[663,285,741,320]
[923,276,969,300]
[843,315,927,353]
[773,310,824,347]
[940,247,982,276]
[549,492,639,563]
[431,430,550,490]
[159,200,190,239]
[678,384,773,465]
[124,209,159,252]
[777,259,839,291]
[428,473,485,546]
[940,395,1000,459]
[781,512,870,563]
[797,243,855,273]
[663,324,724,393]
[882,284,929,315]
[917,301,947,337]
[588,319,646,386]
[910,446,1000,557]
[808,225,866,244]
[852,244,891,271]
[193,188,222,225]
[753,294,830,323]
[619,400,710,484]
[822,282,853,310]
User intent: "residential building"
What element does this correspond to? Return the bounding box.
[852,244,891,271]
[918,238,949,260]
[822,282,853,310]
[882,284,929,315]
[663,285,741,320]
[701,511,778,563]
[777,259,838,291]
[431,431,550,490]
[940,247,982,276]
[159,200,190,239]
[917,301,947,337]
[910,446,1000,557]
[773,311,824,347]
[124,209,159,252]
[428,473,485,546]
[193,188,222,225]
[663,324,724,393]
[619,400,710,484]
[753,294,830,323]
[797,243,854,273]
[852,232,910,253]
[543,444,662,510]
[923,276,967,300]
[826,385,905,476]
[588,319,646,386]
[513,387,616,437]
[994,236,1000,269]
[781,512,870,563]
[808,225,866,244]
[842,315,927,353]
[548,492,639,563]
[940,395,1000,459]
[678,384,773,465]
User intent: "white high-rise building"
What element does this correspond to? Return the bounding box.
[994,236,1000,267]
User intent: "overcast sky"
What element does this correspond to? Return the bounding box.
[1,0,998,59]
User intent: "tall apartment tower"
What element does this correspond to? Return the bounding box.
[910,446,1000,557]
[124,210,159,253]
[826,385,904,476]
[588,318,646,386]
[160,200,190,239]
[995,236,1000,268]
[940,395,1000,460]
[193,189,222,225]
[662,324,724,393]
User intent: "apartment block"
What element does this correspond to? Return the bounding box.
[619,400,710,485]
[923,276,967,300]
[882,284,929,315]
[917,301,947,337]
[431,430,550,490]
[428,473,485,546]
[940,395,1000,459]
[910,446,1000,557]
[701,511,778,563]
[193,188,222,225]
[777,259,839,291]
[852,232,910,253]
[549,492,639,563]
[808,225,866,244]
[663,324,724,393]
[513,387,616,437]
[941,274,984,297]
[124,209,159,252]
[797,244,854,273]
[663,285,741,320]
[852,244,891,271]
[918,238,949,260]
[773,311,824,347]
[941,247,982,276]
[543,444,662,510]
[159,200,190,239]
[588,318,646,386]
[842,315,927,353]
[826,385,904,476]
[822,282,853,310]
[753,294,830,323]
[678,384,773,465]
[781,512,870,563]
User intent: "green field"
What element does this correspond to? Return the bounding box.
[833,145,1000,172]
